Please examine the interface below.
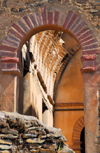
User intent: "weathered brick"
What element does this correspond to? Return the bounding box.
[48,12,53,25]
[1,57,21,65]
[81,39,98,47]
[41,7,47,25]
[8,28,22,40]
[1,63,17,69]
[73,21,86,34]
[67,14,78,30]
[80,35,93,44]
[69,17,81,31]
[81,66,97,73]
[63,10,73,28]
[12,23,26,36]
[0,45,17,52]
[7,35,20,43]
[35,12,42,26]
[29,14,38,27]
[59,13,67,27]
[17,19,29,33]
[2,39,18,48]
[23,15,33,29]
[54,11,60,25]
[82,49,99,55]
[78,30,93,40]
[81,55,97,61]
[82,44,99,50]
[83,61,94,67]
[76,27,88,38]
[0,51,17,57]
[1,63,5,69]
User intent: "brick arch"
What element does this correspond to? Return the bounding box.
[0,6,99,77]
[72,116,85,152]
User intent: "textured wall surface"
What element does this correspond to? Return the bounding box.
[0,1,100,153]
[0,0,100,45]
[0,111,74,153]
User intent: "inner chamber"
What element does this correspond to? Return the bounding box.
[17,30,84,152]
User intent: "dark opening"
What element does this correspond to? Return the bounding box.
[80,127,85,153]
[42,99,48,113]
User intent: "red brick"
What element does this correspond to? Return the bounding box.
[35,11,42,26]
[59,13,66,26]
[80,35,93,44]
[1,57,21,65]
[0,51,17,57]
[82,49,99,55]
[17,19,29,33]
[73,21,86,34]
[1,63,5,69]
[2,39,18,48]
[63,10,73,28]
[1,63,17,69]
[67,13,78,30]
[78,30,93,40]
[8,28,22,40]
[81,66,97,73]
[81,55,96,61]
[70,17,81,30]
[0,45,17,52]
[29,14,37,27]
[12,23,25,36]
[76,27,89,38]
[94,61,98,66]
[48,12,53,25]
[81,39,98,47]
[41,7,47,25]
[1,68,22,77]
[82,44,99,50]
[23,15,33,29]
[54,11,60,25]
[7,35,20,43]
[83,61,94,67]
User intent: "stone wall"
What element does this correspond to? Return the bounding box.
[0,0,100,45]
[0,112,74,153]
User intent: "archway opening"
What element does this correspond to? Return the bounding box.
[18,29,81,119]
[80,127,85,153]
[0,6,99,153]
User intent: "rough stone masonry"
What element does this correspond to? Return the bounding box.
[0,112,74,153]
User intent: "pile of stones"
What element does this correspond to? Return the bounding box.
[0,112,74,153]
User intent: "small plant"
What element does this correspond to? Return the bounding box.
[58,142,62,150]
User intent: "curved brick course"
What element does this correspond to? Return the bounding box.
[0,6,99,76]
[72,116,84,151]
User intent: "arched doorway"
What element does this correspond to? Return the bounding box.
[80,127,85,153]
[0,5,99,153]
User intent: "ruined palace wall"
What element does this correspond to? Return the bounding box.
[0,112,74,153]
[0,1,100,153]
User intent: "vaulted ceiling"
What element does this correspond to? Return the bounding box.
[26,30,81,101]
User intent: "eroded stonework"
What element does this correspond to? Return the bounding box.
[0,112,74,153]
